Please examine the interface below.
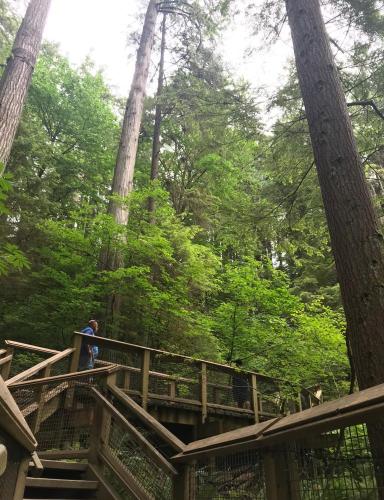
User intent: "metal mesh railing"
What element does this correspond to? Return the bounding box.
[8,349,46,379]
[102,410,173,500]
[207,365,251,410]
[194,449,267,499]
[150,353,201,403]
[9,372,106,452]
[288,424,383,498]
[187,422,384,499]
[107,391,176,460]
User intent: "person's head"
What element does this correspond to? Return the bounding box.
[234,359,243,368]
[89,319,98,333]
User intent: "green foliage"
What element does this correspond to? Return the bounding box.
[0,0,359,399]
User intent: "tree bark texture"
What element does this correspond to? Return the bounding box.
[285,0,384,494]
[148,13,167,214]
[0,0,51,172]
[108,0,159,226]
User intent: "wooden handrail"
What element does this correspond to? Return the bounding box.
[91,388,178,477]
[5,340,60,356]
[8,364,119,388]
[6,348,75,386]
[107,383,185,453]
[74,332,284,384]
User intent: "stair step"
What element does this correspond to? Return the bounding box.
[25,477,98,490]
[39,461,88,471]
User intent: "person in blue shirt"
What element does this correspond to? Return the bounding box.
[79,320,99,370]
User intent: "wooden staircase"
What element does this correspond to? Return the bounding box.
[24,460,99,500]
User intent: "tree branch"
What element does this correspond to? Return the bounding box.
[347,99,384,121]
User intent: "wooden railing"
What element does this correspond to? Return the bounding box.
[7,366,186,500]
[71,332,321,423]
[172,382,384,500]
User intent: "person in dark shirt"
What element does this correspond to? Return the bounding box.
[79,320,99,371]
[232,359,250,408]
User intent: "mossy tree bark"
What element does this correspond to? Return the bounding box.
[285,0,384,494]
[0,0,51,173]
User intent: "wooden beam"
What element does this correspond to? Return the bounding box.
[5,340,59,356]
[200,362,207,424]
[13,457,30,500]
[6,348,74,386]
[8,364,118,388]
[173,464,193,500]
[250,374,259,423]
[25,477,99,489]
[69,333,82,374]
[1,346,13,380]
[108,383,185,452]
[141,349,150,411]
[38,449,90,460]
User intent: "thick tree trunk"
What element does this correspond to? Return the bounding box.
[148,13,167,215]
[285,0,384,495]
[101,0,158,335]
[108,0,159,228]
[0,0,51,173]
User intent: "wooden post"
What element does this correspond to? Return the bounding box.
[141,350,150,411]
[250,374,259,423]
[13,456,30,500]
[173,464,193,500]
[88,401,103,465]
[170,380,176,400]
[264,452,278,500]
[123,370,131,391]
[31,365,51,434]
[1,346,13,380]
[264,448,296,500]
[200,362,207,424]
[65,333,83,408]
[297,391,303,412]
[69,333,82,373]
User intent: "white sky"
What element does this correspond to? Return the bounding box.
[12,0,293,99]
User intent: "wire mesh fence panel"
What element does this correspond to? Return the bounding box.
[95,344,142,370]
[103,411,173,500]
[50,356,71,376]
[287,424,382,499]
[207,366,245,409]
[257,376,284,419]
[150,353,200,402]
[8,350,46,379]
[194,449,267,499]
[109,393,176,460]
[10,372,106,452]
[101,461,136,500]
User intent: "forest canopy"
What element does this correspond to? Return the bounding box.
[2,0,384,400]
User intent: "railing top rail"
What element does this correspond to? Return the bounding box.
[8,364,119,388]
[74,332,296,386]
[5,340,60,356]
[173,382,384,462]
[5,347,75,386]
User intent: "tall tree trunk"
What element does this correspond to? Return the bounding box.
[285,0,384,495]
[148,13,167,215]
[108,0,159,230]
[101,0,158,336]
[0,0,51,173]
